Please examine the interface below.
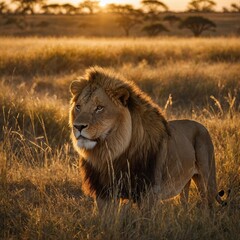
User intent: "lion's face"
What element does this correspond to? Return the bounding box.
[70,81,132,152]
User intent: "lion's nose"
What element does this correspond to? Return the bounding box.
[74,124,88,132]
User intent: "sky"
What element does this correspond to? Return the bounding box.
[48,0,240,11]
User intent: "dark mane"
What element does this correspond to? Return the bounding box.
[80,145,160,202]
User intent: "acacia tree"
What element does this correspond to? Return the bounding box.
[141,0,168,14]
[107,4,135,14]
[0,1,10,14]
[107,4,143,36]
[12,0,45,14]
[179,16,216,37]
[79,0,100,14]
[118,8,143,36]
[141,0,168,22]
[61,3,77,14]
[222,7,229,12]
[140,1,169,36]
[41,4,62,14]
[142,23,168,36]
[187,0,216,12]
[231,3,240,12]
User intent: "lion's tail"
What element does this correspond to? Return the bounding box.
[215,189,231,206]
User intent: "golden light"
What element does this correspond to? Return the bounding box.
[99,0,114,8]
[49,0,233,11]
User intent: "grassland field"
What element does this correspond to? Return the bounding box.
[0,12,240,37]
[0,36,240,239]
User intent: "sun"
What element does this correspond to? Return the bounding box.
[99,0,115,8]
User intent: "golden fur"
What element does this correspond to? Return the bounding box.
[69,67,224,210]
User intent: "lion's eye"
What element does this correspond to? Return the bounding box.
[75,104,81,111]
[95,105,104,113]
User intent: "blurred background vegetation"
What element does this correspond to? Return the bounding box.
[0,0,240,239]
[0,0,240,37]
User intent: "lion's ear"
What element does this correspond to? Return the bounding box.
[70,79,87,96]
[115,88,130,106]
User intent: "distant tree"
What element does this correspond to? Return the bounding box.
[0,1,10,14]
[142,22,168,36]
[163,15,181,26]
[12,0,46,14]
[231,3,240,12]
[106,3,134,14]
[105,3,119,13]
[179,16,216,37]
[118,7,143,36]
[108,4,143,36]
[222,7,229,12]
[61,3,77,14]
[187,0,216,12]
[79,0,100,14]
[41,4,62,14]
[141,0,168,13]
[141,1,168,23]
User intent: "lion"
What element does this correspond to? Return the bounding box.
[69,67,225,211]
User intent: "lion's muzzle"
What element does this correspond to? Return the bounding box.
[74,124,88,132]
[73,124,97,150]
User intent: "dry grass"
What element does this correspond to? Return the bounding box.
[1,37,240,76]
[0,13,239,37]
[0,37,240,239]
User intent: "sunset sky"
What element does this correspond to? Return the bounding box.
[49,0,239,11]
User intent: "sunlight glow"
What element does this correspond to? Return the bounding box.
[98,0,139,8]
[49,0,237,11]
[99,0,111,7]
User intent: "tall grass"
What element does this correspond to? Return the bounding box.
[1,109,239,239]
[1,37,239,108]
[0,37,240,239]
[0,37,240,75]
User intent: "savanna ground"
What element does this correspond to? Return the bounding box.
[0,12,240,37]
[0,35,240,239]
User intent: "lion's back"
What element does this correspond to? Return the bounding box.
[168,119,212,145]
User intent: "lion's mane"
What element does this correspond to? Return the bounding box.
[71,67,170,202]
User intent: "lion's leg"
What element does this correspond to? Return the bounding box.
[180,179,191,206]
[194,131,218,207]
[194,171,217,207]
[192,174,208,205]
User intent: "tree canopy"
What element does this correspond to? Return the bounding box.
[79,0,100,14]
[0,1,10,14]
[113,5,143,36]
[231,3,240,12]
[142,23,169,36]
[179,16,216,37]
[12,0,45,14]
[141,0,168,13]
[187,0,216,12]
